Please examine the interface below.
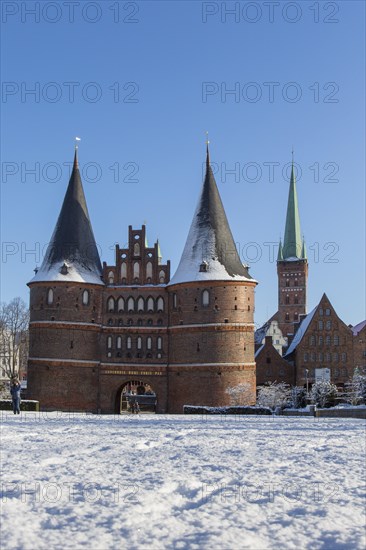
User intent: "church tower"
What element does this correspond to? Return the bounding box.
[27,147,104,411]
[277,159,308,339]
[167,145,258,412]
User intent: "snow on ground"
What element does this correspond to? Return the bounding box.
[1,412,365,550]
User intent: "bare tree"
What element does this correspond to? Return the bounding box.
[226,383,253,406]
[0,298,29,381]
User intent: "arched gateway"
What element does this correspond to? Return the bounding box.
[115,380,157,414]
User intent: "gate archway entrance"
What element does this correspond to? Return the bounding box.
[115,380,157,414]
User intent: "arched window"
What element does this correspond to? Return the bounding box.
[157,337,162,350]
[133,262,140,279]
[127,337,132,349]
[326,320,332,330]
[159,270,165,283]
[285,313,289,321]
[157,297,164,312]
[294,312,298,321]
[116,336,122,349]
[137,337,142,350]
[285,280,289,287]
[310,335,315,346]
[294,295,298,305]
[147,297,154,312]
[120,263,127,280]
[334,335,339,345]
[127,297,134,312]
[202,290,209,307]
[47,288,54,305]
[107,297,115,313]
[107,336,112,349]
[82,290,89,306]
[146,262,153,279]
[285,295,290,305]
[147,337,152,350]
[134,243,140,256]
[108,271,114,284]
[137,297,144,312]
[117,297,124,312]
[173,293,177,309]
[294,279,298,286]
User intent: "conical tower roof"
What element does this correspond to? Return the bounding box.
[169,146,253,285]
[29,148,103,285]
[282,161,303,260]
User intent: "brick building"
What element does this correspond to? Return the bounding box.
[27,145,257,413]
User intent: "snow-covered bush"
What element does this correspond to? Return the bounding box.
[310,381,338,408]
[257,382,291,411]
[290,386,307,409]
[226,383,253,406]
[343,369,366,405]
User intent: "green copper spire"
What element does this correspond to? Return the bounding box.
[282,161,303,259]
[277,239,284,261]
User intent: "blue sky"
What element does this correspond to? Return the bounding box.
[1,0,365,327]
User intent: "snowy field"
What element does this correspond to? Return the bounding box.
[1,412,365,550]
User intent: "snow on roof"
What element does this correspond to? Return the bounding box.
[351,320,366,335]
[284,305,318,357]
[29,260,104,286]
[169,152,255,286]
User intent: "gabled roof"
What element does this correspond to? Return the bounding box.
[169,146,254,285]
[351,320,366,335]
[29,149,103,286]
[284,305,317,356]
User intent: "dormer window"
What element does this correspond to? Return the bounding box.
[199,261,208,272]
[60,262,68,275]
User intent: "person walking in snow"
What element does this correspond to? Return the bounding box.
[10,378,21,415]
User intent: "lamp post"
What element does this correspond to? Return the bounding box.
[305,369,309,397]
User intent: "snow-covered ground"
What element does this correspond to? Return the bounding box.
[1,412,365,550]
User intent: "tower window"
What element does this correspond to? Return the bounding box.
[137,337,142,350]
[294,279,298,286]
[127,337,132,350]
[82,290,89,306]
[117,336,122,349]
[127,297,135,313]
[173,293,177,309]
[107,336,112,349]
[108,271,114,284]
[285,313,289,321]
[147,297,154,312]
[286,280,290,287]
[285,295,290,305]
[294,312,298,321]
[294,295,298,305]
[147,337,152,350]
[47,288,54,305]
[159,270,166,283]
[202,290,210,307]
[134,243,140,256]
[157,337,162,350]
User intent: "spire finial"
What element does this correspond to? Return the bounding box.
[205,131,210,166]
[74,137,81,169]
[291,146,294,164]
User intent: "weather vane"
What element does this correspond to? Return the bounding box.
[291,146,294,163]
[75,136,81,150]
[205,131,210,145]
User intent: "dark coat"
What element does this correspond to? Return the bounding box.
[10,383,21,400]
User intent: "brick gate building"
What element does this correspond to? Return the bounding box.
[27,145,257,413]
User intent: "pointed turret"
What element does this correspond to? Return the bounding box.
[277,239,284,261]
[301,236,307,260]
[29,147,103,285]
[282,162,303,259]
[156,239,162,265]
[169,145,253,285]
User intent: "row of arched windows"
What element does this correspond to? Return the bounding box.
[285,312,298,321]
[285,295,299,305]
[107,296,164,313]
[47,288,90,306]
[107,264,166,284]
[107,318,163,327]
[107,335,163,350]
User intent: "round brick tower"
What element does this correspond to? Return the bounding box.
[166,146,257,413]
[27,148,104,411]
